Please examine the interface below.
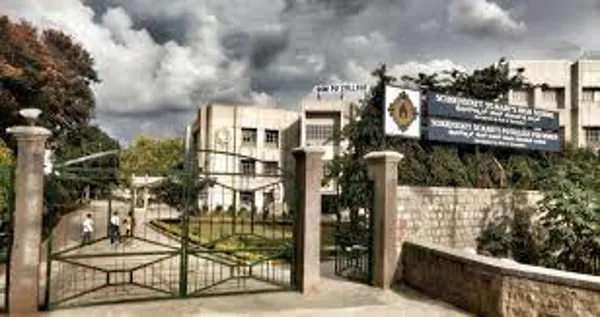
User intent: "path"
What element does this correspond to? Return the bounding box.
[40,200,291,308]
[28,264,472,317]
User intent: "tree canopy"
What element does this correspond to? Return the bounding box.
[0,15,99,149]
[478,147,600,275]
[0,139,13,166]
[119,135,184,178]
[326,59,557,217]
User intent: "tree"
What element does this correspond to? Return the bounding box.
[53,125,120,162]
[47,125,121,201]
[0,16,99,149]
[152,173,215,215]
[535,150,600,273]
[327,58,536,221]
[478,150,600,275]
[119,135,184,181]
[0,139,13,166]
[0,139,13,221]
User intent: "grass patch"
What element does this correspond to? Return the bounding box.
[149,218,342,262]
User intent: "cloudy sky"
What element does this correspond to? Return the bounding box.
[3,0,600,143]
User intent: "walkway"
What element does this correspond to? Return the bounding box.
[26,262,472,317]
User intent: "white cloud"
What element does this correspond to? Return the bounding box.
[343,31,393,51]
[448,0,526,38]
[3,0,257,140]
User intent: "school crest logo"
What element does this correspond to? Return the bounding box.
[387,91,418,132]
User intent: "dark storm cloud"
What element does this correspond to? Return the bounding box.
[84,0,187,44]
[283,0,408,18]
[10,0,600,142]
[249,28,290,69]
[221,31,251,61]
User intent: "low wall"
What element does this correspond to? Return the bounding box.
[396,186,542,250]
[401,241,600,317]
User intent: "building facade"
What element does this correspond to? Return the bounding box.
[508,59,600,148]
[299,84,368,212]
[190,103,300,214]
[189,84,370,215]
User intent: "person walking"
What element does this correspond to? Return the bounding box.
[124,211,134,237]
[109,211,121,245]
[82,213,94,245]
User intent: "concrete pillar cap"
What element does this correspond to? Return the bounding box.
[364,151,404,162]
[6,126,52,138]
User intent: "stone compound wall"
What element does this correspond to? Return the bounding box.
[396,186,543,251]
[401,241,600,317]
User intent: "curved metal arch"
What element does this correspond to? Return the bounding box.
[54,150,121,168]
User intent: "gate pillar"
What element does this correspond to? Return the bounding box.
[6,126,51,314]
[365,151,403,290]
[292,147,324,294]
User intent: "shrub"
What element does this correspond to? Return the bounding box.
[201,204,209,215]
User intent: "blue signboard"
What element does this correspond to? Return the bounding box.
[425,117,561,152]
[427,92,560,131]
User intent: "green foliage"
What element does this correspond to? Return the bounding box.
[477,207,543,264]
[151,172,215,214]
[0,139,13,165]
[0,16,99,149]
[328,58,543,218]
[120,135,184,179]
[536,156,600,273]
[478,151,600,275]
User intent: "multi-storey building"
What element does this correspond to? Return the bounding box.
[189,102,300,213]
[508,59,600,148]
[189,84,369,214]
[299,84,368,212]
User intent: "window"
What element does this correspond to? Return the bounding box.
[265,130,279,147]
[585,127,600,145]
[241,128,257,146]
[543,90,556,102]
[240,159,255,175]
[263,161,279,176]
[240,191,254,206]
[559,126,566,145]
[306,124,334,143]
[512,89,530,104]
[263,192,275,210]
[582,88,600,102]
[543,88,565,109]
[322,160,330,178]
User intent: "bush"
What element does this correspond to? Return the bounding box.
[477,207,543,264]
[201,204,209,215]
[478,153,600,275]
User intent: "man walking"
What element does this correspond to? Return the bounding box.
[82,213,94,245]
[109,211,121,245]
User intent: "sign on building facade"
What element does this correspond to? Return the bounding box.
[384,86,421,138]
[426,118,561,152]
[383,87,561,152]
[314,83,369,94]
[427,92,560,130]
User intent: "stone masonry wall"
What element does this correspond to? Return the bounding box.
[396,186,543,251]
[402,241,600,317]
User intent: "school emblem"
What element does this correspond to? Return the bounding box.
[388,91,418,132]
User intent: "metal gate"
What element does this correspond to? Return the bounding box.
[0,164,14,312]
[333,179,373,284]
[43,149,295,309]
